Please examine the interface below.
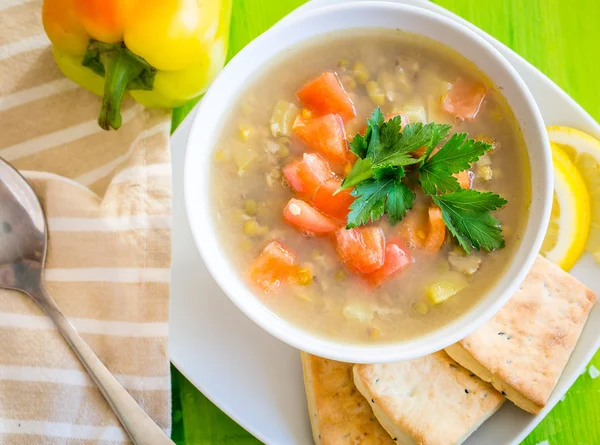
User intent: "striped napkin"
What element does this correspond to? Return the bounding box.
[0,1,172,443]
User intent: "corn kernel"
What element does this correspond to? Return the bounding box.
[368,326,381,339]
[335,270,346,281]
[296,268,313,286]
[353,61,370,84]
[239,127,252,140]
[413,301,429,315]
[243,220,268,236]
[301,108,312,119]
[213,149,230,162]
[244,199,258,216]
[277,145,290,159]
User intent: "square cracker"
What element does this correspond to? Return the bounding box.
[353,351,504,445]
[445,255,596,414]
[301,352,395,445]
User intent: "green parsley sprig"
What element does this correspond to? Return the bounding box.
[337,108,507,254]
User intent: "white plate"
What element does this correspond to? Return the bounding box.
[169,0,600,444]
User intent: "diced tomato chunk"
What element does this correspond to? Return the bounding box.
[283,198,338,235]
[363,239,413,287]
[335,227,385,274]
[296,72,356,121]
[442,78,486,121]
[454,170,471,189]
[294,114,348,166]
[250,241,297,292]
[283,153,332,195]
[312,179,354,221]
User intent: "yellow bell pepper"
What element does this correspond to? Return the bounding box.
[42,0,232,130]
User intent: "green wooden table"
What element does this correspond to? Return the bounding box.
[171,1,600,443]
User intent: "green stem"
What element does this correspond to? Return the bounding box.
[83,41,156,131]
[97,50,133,130]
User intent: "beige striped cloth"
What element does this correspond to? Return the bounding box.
[0,0,172,443]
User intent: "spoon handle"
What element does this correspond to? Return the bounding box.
[31,284,174,445]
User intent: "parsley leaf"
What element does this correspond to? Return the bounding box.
[340,108,451,191]
[346,179,391,228]
[386,180,416,224]
[377,122,451,164]
[337,108,507,254]
[349,132,368,158]
[346,175,415,228]
[337,158,373,191]
[420,133,492,194]
[433,190,507,253]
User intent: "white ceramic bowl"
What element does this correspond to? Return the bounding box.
[184,2,552,363]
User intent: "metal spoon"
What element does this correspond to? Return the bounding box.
[0,157,174,445]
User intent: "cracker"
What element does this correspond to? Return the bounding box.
[445,255,596,414]
[353,351,504,445]
[301,352,395,445]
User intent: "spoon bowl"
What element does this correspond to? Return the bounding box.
[0,161,46,294]
[0,157,174,445]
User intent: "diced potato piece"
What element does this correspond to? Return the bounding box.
[477,164,493,181]
[342,305,374,323]
[270,100,299,137]
[234,146,258,175]
[366,81,385,106]
[398,105,427,124]
[427,277,467,304]
[448,251,482,276]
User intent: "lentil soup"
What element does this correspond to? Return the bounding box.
[210,30,530,344]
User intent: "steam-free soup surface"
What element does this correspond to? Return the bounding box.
[210,30,530,344]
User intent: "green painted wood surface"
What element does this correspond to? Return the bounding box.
[171,1,600,443]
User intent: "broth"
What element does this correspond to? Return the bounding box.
[210,30,530,344]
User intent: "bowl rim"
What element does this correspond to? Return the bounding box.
[184,1,552,363]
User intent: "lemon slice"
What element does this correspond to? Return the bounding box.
[547,126,600,263]
[540,143,590,270]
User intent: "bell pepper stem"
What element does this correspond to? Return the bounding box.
[98,51,134,131]
[82,41,156,131]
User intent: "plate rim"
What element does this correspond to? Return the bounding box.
[170,0,600,443]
